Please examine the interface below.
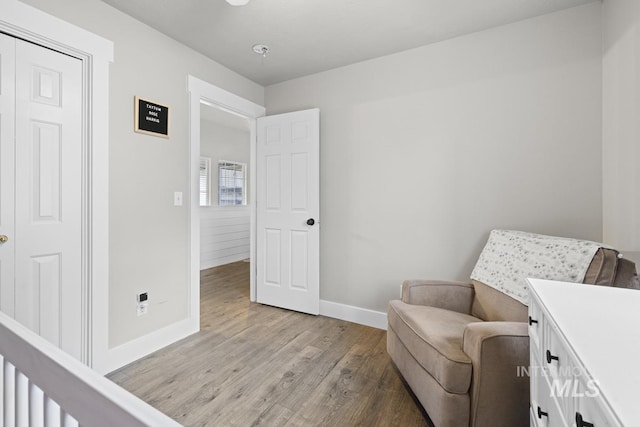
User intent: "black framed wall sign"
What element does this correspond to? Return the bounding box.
[134,96,170,138]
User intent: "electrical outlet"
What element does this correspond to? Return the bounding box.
[137,292,149,316]
[137,303,148,316]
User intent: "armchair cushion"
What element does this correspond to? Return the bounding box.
[388,300,480,394]
[401,280,474,314]
[470,281,528,322]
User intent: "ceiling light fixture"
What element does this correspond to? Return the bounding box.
[252,44,270,58]
[225,0,250,5]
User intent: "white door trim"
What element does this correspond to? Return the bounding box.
[187,76,265,331]
[0,0,113,373]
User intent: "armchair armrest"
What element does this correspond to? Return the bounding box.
[462,322,529,427]
[401,280,474,314]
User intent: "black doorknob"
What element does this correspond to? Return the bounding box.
[306,218,315,226]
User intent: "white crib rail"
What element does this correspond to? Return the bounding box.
[0,311,180,427]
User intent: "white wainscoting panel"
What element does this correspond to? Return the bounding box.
[200,206,250,270]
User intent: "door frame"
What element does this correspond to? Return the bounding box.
[187,76,265,330]
[0,0,113,373]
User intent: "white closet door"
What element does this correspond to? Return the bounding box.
[11,38,83,360]
[0,34,16,317]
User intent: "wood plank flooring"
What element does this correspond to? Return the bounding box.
[108,261,432,427]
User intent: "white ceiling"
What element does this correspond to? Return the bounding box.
[100,0,596,86]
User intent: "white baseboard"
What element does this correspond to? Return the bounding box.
[104,317,198,375]
[319,300,387,330]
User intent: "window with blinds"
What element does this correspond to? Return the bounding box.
[199,157,211,206]
[218,160,247,206]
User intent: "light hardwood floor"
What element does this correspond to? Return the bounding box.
[108,261,431,426]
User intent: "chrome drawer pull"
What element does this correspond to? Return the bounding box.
[576,412,594,427]
[528,316,538,326]
[546,349,559,364]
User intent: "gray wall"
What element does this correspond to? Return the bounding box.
[603,0,640,264]
[200,119,250,269]
[265,3,603,313]
[20,0,264,347]
[19,0,610,344]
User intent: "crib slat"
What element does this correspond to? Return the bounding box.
[4,360,15,426]
[29,381,45,427]
[15,370,29,427]
[61,409,79,427]
[44,395,61,427]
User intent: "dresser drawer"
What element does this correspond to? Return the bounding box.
[542,320,580,417]
[531,366,569,427]
[572,375,621,427]
[528,297,544,359]
[542,321,575,379]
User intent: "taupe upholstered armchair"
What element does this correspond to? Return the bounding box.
[387,232,637,427]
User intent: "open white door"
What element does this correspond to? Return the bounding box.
[256,109,320,315]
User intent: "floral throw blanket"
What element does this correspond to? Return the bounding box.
[470,230,604,306]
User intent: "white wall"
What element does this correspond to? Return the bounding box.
[265,3,603,313]
[19,0,264,348]
[603,0,640,264]
[200,119,250,269]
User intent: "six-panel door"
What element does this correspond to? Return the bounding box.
[0,34,83,360]
[256,109,320,315]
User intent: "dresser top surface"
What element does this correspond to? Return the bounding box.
[529,279,640,424]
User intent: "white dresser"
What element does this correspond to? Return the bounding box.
[528,279,640,427]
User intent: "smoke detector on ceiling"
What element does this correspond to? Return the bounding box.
[252,44,270,58]
[226,0,250,5]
